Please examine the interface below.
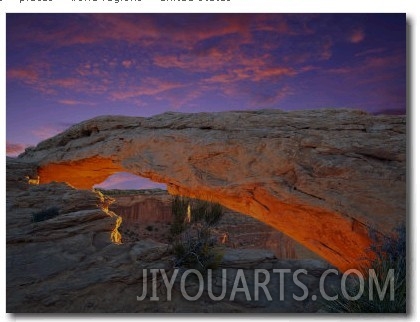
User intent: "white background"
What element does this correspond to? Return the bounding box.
[1,0,417,321]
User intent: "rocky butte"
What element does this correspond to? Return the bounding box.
[15,109,406,272]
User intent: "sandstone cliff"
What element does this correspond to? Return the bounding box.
[18,109,406,270]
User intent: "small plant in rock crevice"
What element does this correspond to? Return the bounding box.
[323,223,406,313]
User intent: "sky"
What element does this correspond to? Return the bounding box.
[6,13,406,189]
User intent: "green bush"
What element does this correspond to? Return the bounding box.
[32,207,60,223]
[192,199,224,226]
[172,226,224,273]
[324,223,406,313]
[170,196,224,273]
[170,196,188,237]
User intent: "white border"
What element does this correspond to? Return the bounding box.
[1,1,418,321]
[0,0,416,13]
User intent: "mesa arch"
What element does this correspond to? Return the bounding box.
[19,109,406,272]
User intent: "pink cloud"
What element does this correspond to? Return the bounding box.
[254,16,290,34]
[326,53,404,77]
[299,65,319,73]
[282,39,332,64]
[364,55,401,69]
[8,65,110,96]
[263,86,294,104]
[7,68,38,83]
[7,15,333,107]
[176,56,300,106]
[26,14,315,54]
[7,60,51,83]
[17,14,252,51]
[205,64,297,84]
[122,60,134,69]
[349,28,365,43]
[12,15,152,48]
[204,73,235,84]
[160,48,298,85]
[320,38,333,60]
[252,67,297,81]
[254,14,319,36]
[58,99,96,106]
[8,14,401,115]
[354,48,385,57]
[153,47,233,72]
[88,14,160,44]
[110,78,184,101]
[220,82,294,106]
[51,76,110,95]
[160,85,212,110]
[6,142,27,157]
[75,62,111,78]
[52,77,81,89]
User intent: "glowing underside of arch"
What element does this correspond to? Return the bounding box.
[38,156,373,272]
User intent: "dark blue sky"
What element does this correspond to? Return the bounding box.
[6,13,406,189]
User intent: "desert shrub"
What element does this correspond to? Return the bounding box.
[172,226,224,273]
[32,207,60,223]
[169,196,189,237]
[146,225,154,232]
[192,199,224,226]
[170,196,224,273]
[324,223,406,313]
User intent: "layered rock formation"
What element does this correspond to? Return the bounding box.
[18,109,406,271]
[7,158,340,313]
[109,189,320,259]
[109,189,173,225]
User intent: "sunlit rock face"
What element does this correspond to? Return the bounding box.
[19,109,406,271]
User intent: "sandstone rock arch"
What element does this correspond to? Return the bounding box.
[19,109,406,272]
